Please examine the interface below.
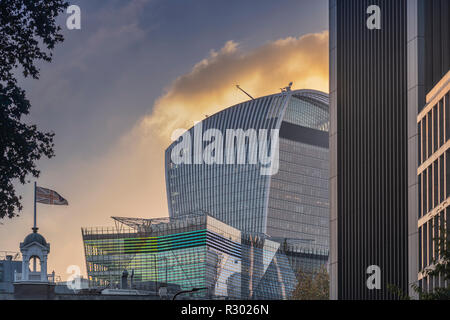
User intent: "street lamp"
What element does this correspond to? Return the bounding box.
[172,287,208,300]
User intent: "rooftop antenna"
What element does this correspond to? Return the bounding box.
[236,85,255,100]
[281,82,293,93]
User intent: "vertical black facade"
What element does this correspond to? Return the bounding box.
[335,0,408,299]
[424,0,450,94]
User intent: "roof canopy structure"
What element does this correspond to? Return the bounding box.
[111,212,207,233]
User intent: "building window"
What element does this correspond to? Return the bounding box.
[446,93,449,142]
[428,111,432,158]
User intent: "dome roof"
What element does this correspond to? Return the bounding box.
[23,232,47,246]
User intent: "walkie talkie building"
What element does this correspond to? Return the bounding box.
[81,89,331,300]
[165,89,330,273]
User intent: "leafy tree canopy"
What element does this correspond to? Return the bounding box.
[0,0,68,219]
[291,266,329,300]
[389,226,450,300]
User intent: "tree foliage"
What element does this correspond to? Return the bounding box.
[291,265,329,300]
[413,226,450,300]
[389,226,450,300]
[0,0,68,219]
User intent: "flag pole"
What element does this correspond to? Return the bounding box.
[33,181,37,233]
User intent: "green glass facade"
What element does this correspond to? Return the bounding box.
[82,214,303,299]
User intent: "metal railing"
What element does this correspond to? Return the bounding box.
[14,271,56,283]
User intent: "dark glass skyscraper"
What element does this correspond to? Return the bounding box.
[329,0,449,299]
[165,90,329,273]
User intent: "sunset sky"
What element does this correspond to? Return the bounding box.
[0,0,328,280]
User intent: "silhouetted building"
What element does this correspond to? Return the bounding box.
[0,254,21,294]
[329,0,449,299]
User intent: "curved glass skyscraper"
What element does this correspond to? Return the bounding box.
[165,89,329,262]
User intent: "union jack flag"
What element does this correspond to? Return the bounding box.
[36,186,69,206]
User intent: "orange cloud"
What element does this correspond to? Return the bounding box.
[146,31,329,141]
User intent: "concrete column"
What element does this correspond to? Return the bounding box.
[329,0,338,300]
[406,0,425,299]
[21,254,29,280]
[41,255,48,282]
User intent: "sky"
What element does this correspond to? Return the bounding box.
[0,0,329,280]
